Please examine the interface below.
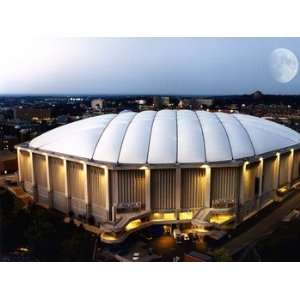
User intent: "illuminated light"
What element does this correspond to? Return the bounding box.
[125,219,142,231]
[179,211,193,220]
[151,212,176,221]
[291,148,294,153]
[243,161,249,171]
[259,157,263,161]
[201,164,209,169]
[276,152,280,157]
[193,227,208,233]
[4,170,7,175]
[152,212,161,218]
[209,214,233,225]
[277,186,288,193]
[101,232,118,241]
[162,213,176,220]
[139,166,148,170]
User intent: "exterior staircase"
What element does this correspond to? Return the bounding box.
[191,208,212,227]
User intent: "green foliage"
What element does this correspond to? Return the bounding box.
[1,192,94,261]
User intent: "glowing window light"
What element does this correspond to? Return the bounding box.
[162,213,176,220]
[151,212,176,221]
[151,212,161,219]
[192,227,208,233]
[125,219,142,231]
[209,214,233,225]
[101,232,118,241]
[179,211,193,220]
[139,166,148,170]
[277,186,288,193]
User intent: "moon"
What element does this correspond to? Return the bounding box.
[269,48,299,83]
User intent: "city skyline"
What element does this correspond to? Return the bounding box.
[1,38,300,96]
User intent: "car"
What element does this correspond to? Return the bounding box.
[132,252,140,261]
[182,233,190,241]
[173,229,181,239]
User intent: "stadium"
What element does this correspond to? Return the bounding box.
[16,110,300,243]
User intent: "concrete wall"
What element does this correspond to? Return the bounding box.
[211,167,240,208]
[17,146,298,229]
[19,150,32,192]
[292,149,300,181]
[151,169,176,210]
[241,162,260,204]
[33,153,48,205]
[117,170,146,207]
[262,157,276,195]
[88,165,107,221]
[181,168,205,209]
[279,153,290,187]
[49,157,67,213]
[67,161,86,216]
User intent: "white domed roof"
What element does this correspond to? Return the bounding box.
[29,110,300,164]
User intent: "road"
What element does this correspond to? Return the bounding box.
[222,190,300,256]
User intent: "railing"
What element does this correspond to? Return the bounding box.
[116,202,144,213]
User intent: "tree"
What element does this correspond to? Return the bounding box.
[24,219,58,261]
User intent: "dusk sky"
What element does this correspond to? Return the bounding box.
[1,37,300,95]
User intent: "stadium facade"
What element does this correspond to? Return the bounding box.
[16,110,300,243]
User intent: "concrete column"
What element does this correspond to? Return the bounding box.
[204,166,211,208]
[104,167,110,219]
[288,149,294,187]
[17,148,22,183]
[175,167,181,214]
[258,158,264,197]
[234,165,243,225]
[111,170,118,221]
[145,168,151,212]
[256,158,264,210]
[237,162,247,222]
[30,151,38,202]
[63,159,71,212]
[45,154,53,208]
[274,153,280,189]
[83,162,90,217]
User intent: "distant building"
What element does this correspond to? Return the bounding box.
[178,99,191,109]
[0,135,18,151]
[152,96,161,109]
[14,106,52,121]
[91,99,105,111]
[0,150,17,175]
[161,96,170,106]
[194,98,214,108]
[152,96,172,109]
